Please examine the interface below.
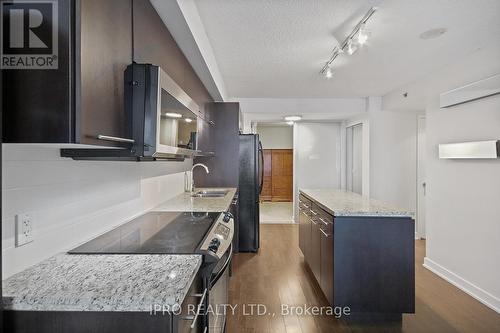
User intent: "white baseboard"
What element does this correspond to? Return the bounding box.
[423,257,500,313]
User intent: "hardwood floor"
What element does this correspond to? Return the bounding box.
[227,224,500,333]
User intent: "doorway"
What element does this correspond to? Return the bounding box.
[256,123,294,224]
[346,123,363,194]
[417,116,426,239]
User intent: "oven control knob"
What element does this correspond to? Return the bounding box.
[223,212,233,223]
[208,238,220,253]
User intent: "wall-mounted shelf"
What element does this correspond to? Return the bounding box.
[439,140,500,159]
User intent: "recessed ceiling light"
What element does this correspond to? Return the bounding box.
[286,121,294,126]
[165,112,182,118]
[419,28,447,40]
[284,115,302,121]
[184,118,193,123]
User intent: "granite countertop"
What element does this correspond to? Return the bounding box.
[152,187,237,212]
[2,254,202,312]
[300,189,414,218]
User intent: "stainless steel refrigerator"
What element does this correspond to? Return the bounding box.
[238,134,263,252]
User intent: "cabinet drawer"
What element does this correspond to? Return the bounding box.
[298,195,312,214]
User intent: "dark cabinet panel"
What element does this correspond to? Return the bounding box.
[196,105,215,156]
[132,0,211,110]
[319,213,334,305]
[77,0,132,146]
[2,0,73,143]
[298,195,311,260]
[194,102,239,187]
[2,0,132,146]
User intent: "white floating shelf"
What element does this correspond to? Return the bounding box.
[439,140,500,159]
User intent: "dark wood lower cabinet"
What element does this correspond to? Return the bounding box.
[298,195,311,262]
[298,191,415,321]
[310,218,321,283]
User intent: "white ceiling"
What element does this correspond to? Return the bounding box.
[194,0,500,98]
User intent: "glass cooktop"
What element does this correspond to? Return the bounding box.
[68,211,220,254]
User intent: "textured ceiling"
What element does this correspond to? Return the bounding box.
[194,0,500,98]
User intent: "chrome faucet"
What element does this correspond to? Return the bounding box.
[190,163,209,193]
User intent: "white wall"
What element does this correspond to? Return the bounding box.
[343,96,419,211]
[369,110,418,212]
[382,45,500,313]
[293,123,342,220]
[2,144,191,278]
[256,125,293,149]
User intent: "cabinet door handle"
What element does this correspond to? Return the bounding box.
[97,135,135,144]
[320,228,330,237]
[310,210,318,216]
[181,288,207,328]
[318,217,329,225]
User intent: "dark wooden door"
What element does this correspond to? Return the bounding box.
[260,149,273,201]
[270,149,293,202]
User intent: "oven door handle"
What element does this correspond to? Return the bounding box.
[210,243,233,286]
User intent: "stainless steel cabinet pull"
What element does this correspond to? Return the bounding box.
[97,135,135,144]
[311,219,318,225]
[320,229,330,237]
[181,289,207,326]
[310,210,318,216]
[319,217,329,225]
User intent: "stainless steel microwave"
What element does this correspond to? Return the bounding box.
[125,63,201,159]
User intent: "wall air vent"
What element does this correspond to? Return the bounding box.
[439,140,500,159]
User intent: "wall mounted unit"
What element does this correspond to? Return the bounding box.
[439,140,500,159]
[440,74,500,108]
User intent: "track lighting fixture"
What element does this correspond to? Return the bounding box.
[320,7,377,77]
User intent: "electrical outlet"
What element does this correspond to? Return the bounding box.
[15,213,34,247]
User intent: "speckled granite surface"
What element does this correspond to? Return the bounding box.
[152,188,236,212]
[300,189,414,218]
[2,254,202,312]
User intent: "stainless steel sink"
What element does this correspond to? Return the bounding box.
[191,190,229,198]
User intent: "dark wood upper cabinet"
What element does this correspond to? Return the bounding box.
[76,0,133,146]
[2,0,74,143]
[132,0,212,117]
[2,0,132,146]
[2,0,214,152]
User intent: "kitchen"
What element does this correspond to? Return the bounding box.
[2,0,500,332]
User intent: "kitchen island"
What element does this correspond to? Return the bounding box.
[299,189,415,322]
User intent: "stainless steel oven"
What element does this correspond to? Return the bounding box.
[208,244,232,333]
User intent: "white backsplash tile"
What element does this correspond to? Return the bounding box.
[2,144,191,278]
